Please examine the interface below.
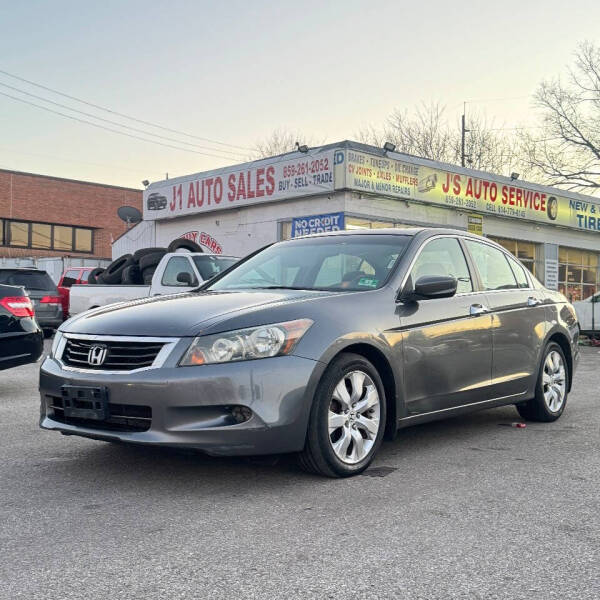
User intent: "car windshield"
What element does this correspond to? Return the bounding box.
[207,234,412,292]
[192,256,238,280]
[0,270,56,291]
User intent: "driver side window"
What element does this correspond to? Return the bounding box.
[410,237,473,294]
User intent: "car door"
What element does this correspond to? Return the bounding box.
[155,255,199,295]
[398,236,493,416]
[464,239,546,399]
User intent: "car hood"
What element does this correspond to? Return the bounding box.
[61,289,338,337]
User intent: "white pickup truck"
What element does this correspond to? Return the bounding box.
[572,292,600,336]
[68,252,238,316]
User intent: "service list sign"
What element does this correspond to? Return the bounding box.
[143,152,335,220]
[339,150,600,234]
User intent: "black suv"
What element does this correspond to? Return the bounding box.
[0,284,44,370]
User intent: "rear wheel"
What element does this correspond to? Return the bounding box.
[516,342,568,422]
[298,353,386,477]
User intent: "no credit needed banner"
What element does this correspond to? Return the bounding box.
[337,150,600,234]
[143,151,334,220]
[291,212,345,237]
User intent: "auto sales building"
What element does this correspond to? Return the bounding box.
[113,140,600,302]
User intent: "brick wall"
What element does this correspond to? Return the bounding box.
[0,169,142,259]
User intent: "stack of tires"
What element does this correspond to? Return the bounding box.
[88,238,203,285]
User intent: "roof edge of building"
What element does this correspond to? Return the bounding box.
[0,168,142,193]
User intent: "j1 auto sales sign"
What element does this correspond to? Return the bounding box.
[143,151,335,221]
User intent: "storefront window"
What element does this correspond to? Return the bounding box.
[346,217,394,230]
[53,226,73,251]
[559,247,599,302]
[9,221,28,246]
[31,223,52,249]
[75,228,93,253]
[0,219,4,245]
[487,236,537,276]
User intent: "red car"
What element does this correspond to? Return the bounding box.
[57,267,94,320]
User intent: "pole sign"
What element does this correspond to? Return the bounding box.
[336,150,600,235]
[143,151,334,221]
[291,212,345,238]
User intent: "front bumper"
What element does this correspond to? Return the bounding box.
[39,354,324,456]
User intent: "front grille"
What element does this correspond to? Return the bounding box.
[48,395,152,432]
[62,338,165,371]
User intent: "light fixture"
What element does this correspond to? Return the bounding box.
[297,144,309,153]
[141,179,150,187]
[383,141,396,153]
[510,172,520,181]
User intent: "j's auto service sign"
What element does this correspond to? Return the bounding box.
[338,150,600,234]
[143,151,335,220]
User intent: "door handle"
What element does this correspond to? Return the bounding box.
[527,296,542,307]
[470,303,489,316]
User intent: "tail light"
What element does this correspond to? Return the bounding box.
[0,296,35,318]
[40,296,62,304]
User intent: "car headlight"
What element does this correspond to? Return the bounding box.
[180,319,313,366]
[50,331,63,358]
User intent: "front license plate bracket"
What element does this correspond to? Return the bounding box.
[61,386,109,420]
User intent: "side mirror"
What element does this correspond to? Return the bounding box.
[176,271,194,285]
[399,275,458,302]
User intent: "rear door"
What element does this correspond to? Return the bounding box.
[464,240,546,399]
[399,236,493,415]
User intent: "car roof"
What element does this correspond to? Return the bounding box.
[288,226,513,251]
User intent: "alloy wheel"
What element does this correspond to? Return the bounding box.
[542,350,566,413]
[328,370,381,464]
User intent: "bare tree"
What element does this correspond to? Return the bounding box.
[250,129,318,159]
[357,102,518,175]
[520,41,600,193]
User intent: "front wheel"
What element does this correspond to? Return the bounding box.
[516,342,568,422]
[298,353,386,477]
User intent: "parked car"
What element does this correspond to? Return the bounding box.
[57,267,94,320]
[0,284,44,371]
[68,253,239,315]
[147,193,168,211]
[0,269,62,336]
[40,228,579,477]
[572,292,600,336]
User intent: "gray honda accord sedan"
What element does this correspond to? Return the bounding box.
[40,228,579,477]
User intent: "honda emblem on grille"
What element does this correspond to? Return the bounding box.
[87,344,108,366]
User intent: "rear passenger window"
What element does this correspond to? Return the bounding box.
[465,241,517,291]
[410,237,473,293]
[506,256,530,289]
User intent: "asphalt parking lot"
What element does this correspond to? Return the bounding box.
[1,341,599,600]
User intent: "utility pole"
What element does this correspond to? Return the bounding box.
[461,102,468,167]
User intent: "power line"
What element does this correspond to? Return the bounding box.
[0,90,240,161]
[0,80,247,159]
[0,145,151,174]
[0,68,252,151]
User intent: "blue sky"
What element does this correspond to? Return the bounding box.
[1,0,598,188]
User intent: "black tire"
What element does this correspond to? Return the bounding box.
[142,266,156,285]
[101,254,135,284]
[167,238,203,253]
[298,353,387,478]
[122,264,143,285]
[132,247,167,263]
[516,342,569,422]
[138,251,166,271]
[43,328,54,339]
[87,267,105,284]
